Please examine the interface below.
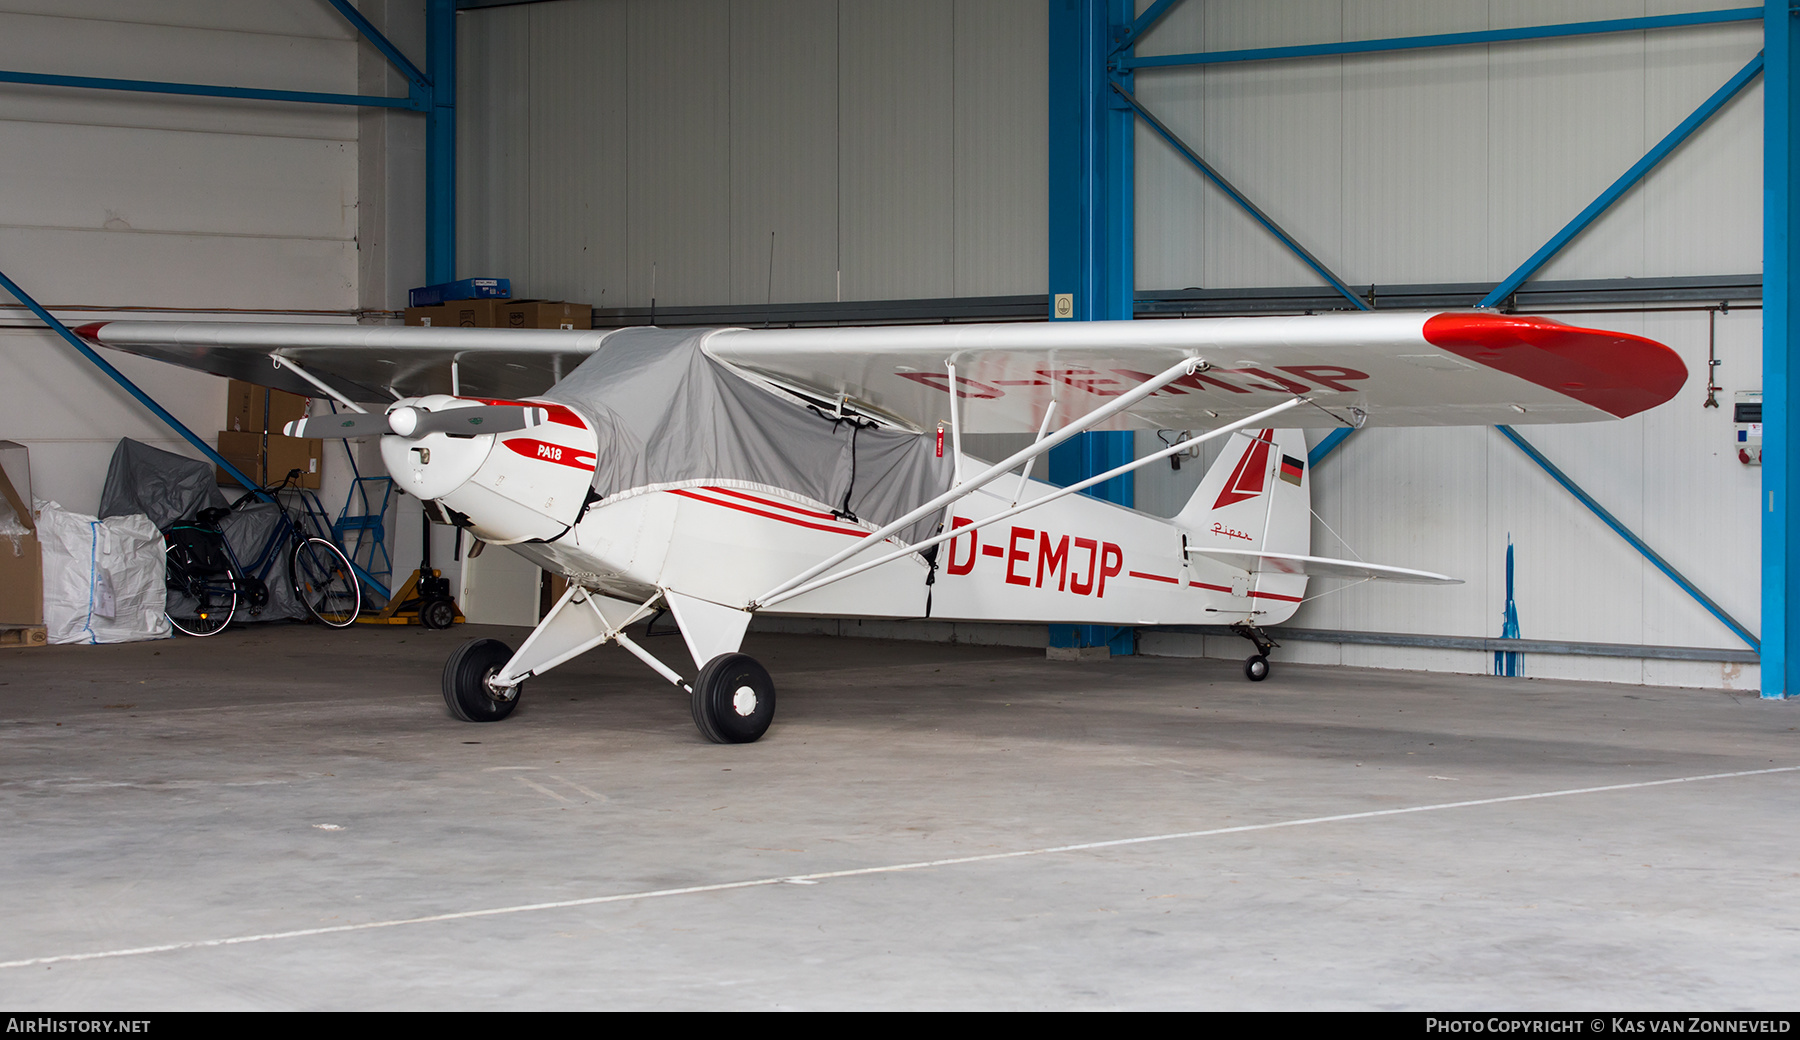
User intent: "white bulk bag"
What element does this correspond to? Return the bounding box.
[35,499,170,644]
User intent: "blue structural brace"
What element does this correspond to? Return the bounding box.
[1763,0,1797,698]
[1122,8,1762,70]
[0,70,424,111]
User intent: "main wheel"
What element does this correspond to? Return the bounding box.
[690,653,775,744]
[290,537,361,627]
[442,638,520,722]
[1244,654,1270,682]
[165,543,237,637]
[419,597,457,630]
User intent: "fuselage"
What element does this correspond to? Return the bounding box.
[382,393,1307,629]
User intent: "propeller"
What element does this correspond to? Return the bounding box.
[285,404,549,439]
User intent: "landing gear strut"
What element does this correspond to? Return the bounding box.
[1231,621,1279,683]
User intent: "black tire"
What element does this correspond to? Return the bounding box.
[690,653,775,744]
[442,638,519,722]
[165,543,237,637]
[419,597,457,630]
[1245,654,1270,682]
[290,537,361,627]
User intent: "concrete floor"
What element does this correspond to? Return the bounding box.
[0,624,1795,1010]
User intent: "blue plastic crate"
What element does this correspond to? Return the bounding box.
[408,278,511,308]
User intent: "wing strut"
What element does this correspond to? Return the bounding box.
[752,355,1218,609]
[271,354,369,413]
[753,398,1305,612]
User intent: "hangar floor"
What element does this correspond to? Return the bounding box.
[1,625,1794,1011]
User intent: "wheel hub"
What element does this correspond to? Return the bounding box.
[731,685,758,716]
[483,667,519,702]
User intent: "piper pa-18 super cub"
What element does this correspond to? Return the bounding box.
[76,312,1686,743]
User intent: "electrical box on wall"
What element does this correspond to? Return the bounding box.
[1735,391,1762,465]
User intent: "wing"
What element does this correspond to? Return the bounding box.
[76,321,612,402]
[704,311,1687,433]
[77,311,1686,434]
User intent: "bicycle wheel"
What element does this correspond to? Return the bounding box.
[290,536,361,627]
[165,543,238,637]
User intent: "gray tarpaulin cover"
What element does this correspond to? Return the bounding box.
[543,328,954,545]
[100,438,307,621]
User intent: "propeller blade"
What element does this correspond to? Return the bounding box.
[284,404,548,439]
[396,405,549,438]
[284,412,393,438]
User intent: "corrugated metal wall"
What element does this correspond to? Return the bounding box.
[456,0,1048,306]
[459,0,1763,689]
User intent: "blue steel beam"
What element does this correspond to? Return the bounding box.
[1763,0,1796,698]
[1479,51,1764,310]
[0,268,266,498]
[0,69,423,110]
[1115,84,1370,312]
[1308,427,1355,468]
[1496,425,1758,652]
[425,0,456,286]
[324,0,430,91]
[1123,8,1761,70]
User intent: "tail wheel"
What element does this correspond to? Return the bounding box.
[1245,654,1270,682]
[691,653,775,744]
[290,537,361,627]
[443,638,520,722]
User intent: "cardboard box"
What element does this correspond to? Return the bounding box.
[215,431,322,490]
[405,299,513,328]
[227,380,310,435]
[497,301,591,330]
[0,442,43,627]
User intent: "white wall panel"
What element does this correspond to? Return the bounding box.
[954,0,1048,298]
[459,0,1048,306]
[839,0,956,301]
[456,4,531,292]
[729,0,838,305]
[626,0,730,308]
[527,0,629,307]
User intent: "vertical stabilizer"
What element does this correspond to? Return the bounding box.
[1176,428,1312,622]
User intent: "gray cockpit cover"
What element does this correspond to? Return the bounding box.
[542,327,953,545]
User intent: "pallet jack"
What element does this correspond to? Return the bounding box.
[357,511,463,628]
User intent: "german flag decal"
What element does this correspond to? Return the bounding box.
[1279,454,1305,486]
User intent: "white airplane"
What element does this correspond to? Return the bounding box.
[75,311,1686,743]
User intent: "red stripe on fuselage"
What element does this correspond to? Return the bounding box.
[701,486,842,523]
[667,489,871,538]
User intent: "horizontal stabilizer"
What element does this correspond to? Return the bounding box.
[1187,548,1461,585]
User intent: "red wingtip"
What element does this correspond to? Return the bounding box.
[1422,313,1688,419]
[70,322,108,342]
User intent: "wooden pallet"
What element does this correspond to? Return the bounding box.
[0,624,47,648]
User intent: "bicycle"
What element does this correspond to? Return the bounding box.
[163,469,362,635]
